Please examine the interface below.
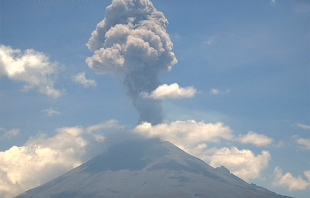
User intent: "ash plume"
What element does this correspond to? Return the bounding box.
[86,0,177,125]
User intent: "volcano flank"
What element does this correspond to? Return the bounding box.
[16,139,291,198]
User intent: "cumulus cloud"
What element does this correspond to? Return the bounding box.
[134,120,234,149]
[134,120,271,181]
[140,83,197,100]
[237,131,273,147]
[296,138,310,150]
[0,120,128,198]
[0,126,86,198]
[273,167,310,191]
[42,107,61,116]
[0,128,20,139]
[86,0,177,124]
[210,147,271,181]
[0,45,63,98]
[0,118,275,197]
[72,72,97,88]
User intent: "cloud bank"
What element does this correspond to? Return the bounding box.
[0,119,279,197]
[0,45,62,98]
[86,0,177,124]
[134,120,271,181]
[134,120,234,148]
[0,120,130,198]
[0,127,87,198]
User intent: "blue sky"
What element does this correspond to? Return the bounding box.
[0,0,309,197]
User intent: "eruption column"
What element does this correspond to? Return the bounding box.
[86,0,177,125]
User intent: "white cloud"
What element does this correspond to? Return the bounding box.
[134,120,233,149]
[0,128,20,139]
[0,120,127,198]
[0,119,276,197]
[294,122,310,130]
[93,134,106,142]
[237,131,273,147]
[210,147,271,181]
[0,45,63,98]
[210,89,220,95]
[72,72,97,88]
[210,88,230,95]
[0,126,87,198]
[140,83,197,100]
[134,120,271,181]
[296,138,310,150]
[42,107,61,116]
[304,170,310,181]
[273,167,310,191]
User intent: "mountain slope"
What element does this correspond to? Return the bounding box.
[16,139,291,198]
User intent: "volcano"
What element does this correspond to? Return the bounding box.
[16,139,290,198]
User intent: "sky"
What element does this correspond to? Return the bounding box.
[0,0,309,197]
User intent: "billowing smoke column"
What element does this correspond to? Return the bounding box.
[86,0,177,125]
